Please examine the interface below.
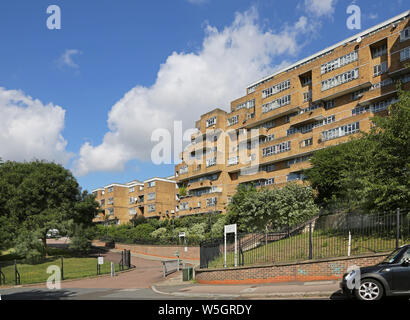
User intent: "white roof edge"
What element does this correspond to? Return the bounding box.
[144,177,177,184]
[91,188,104,192]
[246,10,410,90]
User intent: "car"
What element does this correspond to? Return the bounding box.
[340,244,410,300]
[46,229,60,238]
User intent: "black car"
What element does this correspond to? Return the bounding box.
[340,245,410,300]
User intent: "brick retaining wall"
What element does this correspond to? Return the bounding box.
[195,253,389,284]
[92,240,200,261]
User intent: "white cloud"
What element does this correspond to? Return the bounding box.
[56,49,82,69]
[73,8,318,176]
[305,0,337,17]
[0,87,73,164]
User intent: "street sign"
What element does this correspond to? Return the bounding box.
[98,257,104,265]
[179,232,185,238]
[224,224,237,234]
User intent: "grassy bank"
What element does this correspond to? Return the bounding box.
[0,248,125,286]
[207,232,403,269]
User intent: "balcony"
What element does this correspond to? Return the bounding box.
[290,107,326,127]
[313,81,372,103]
[244,104,301,128]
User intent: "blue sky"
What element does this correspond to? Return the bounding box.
[0,0,408,192]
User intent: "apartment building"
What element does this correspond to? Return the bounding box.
[92,177,178,225]
[175,11,410,217]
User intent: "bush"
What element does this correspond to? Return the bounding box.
[132,224,155,242]
[151,227,168,240]
[69,225,92,254]
[211,216,227,238]
[15,230,45,263]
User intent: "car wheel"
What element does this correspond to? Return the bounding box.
[355,279,384,301]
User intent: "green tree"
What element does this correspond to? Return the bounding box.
[0,160,99,256]
[227,183,318,232]
[305,85,410,213]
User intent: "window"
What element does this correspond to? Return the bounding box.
[206,116,216,128]
[262,94,291,113]
[352,105,370,116]
[247,86,256,94]
[206,157,216,167]
[321,122,360,141]
[179,202,189,211]
[287,155,311,167]
[129,208,136,216]
[108,197,114,205]
[206,197,217,207]
[262,164,275,172]
[287,172,306,182]
[260,134,275,144]
[370,78,393,90]
[300,138,313,147]
[321,50,358,74]
[147,181,156,188]
[300,104,320,114]
[179,166,188,174]
[100,199,105,206]
[371,44,387,58]
[129,197,136,204]
[322,68,359,91]
[262,80,290,98]
[235,99,255,111]
[262,141,291,157]
[325,100,335,110]
[147,192,156,201]
[303,91,312,102]
[247,112,255,119]
[300,75,312,86]
[373,61,388,76]
[129,187,135,193]
[264,178,274,186]
[287,115,335,135]
[400,46,410,62]
[107,208,114,216]
[351,88,369,100]
[371,97,398,113]
[227,115,239,126]
[107,187,114,193]
[148,204,156,213]
[228,156,239,166]
[400,27,410,42]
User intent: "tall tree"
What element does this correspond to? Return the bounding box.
[0,160,99,255]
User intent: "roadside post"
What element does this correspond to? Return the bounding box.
[110,262,115,277]
[97,256,104,275]
[224,224,237,268]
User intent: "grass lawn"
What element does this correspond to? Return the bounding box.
[0,248,126,286]
[207,231,406,269]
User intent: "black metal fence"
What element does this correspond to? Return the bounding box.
[200,209,410,269]
[0,249,133,286]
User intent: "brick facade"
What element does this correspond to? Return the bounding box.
[194,253,388,284]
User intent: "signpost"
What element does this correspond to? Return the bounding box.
[179,232,187,252]
[224,224,237,268]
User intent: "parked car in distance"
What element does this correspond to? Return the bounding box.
[340,244,410,300]
[46,229,60,239]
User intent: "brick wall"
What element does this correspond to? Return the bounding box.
[92,240,200,261]
[195,253,388,284]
